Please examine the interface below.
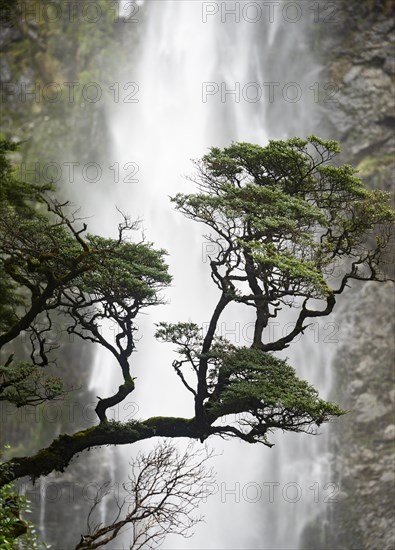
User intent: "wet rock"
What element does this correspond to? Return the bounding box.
[348,380,364,395]
[382,425,395,441]
[354,393,389,424]
[380,471,395,483]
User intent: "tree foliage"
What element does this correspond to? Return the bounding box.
[0,136,393,497]
[173,137,393,319]
[0,138,170,416]
[0,446,47,549]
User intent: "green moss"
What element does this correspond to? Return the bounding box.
[144,416,193,429]
[356,155,394,178]
[1,0,141,175]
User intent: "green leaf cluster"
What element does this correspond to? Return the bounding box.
[0,457,48,549]
[207,347,345,431]
[0,361,63,407]
[0,139,171,405]
[173,136,394,303]
[81,235,171,306]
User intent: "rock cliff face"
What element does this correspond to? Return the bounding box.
[322,1,394,164]
[302,1,395,548]
[327,282,395,550]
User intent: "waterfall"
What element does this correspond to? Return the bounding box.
[89,2,335,548]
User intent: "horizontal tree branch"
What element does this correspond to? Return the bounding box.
[0,417,200,486]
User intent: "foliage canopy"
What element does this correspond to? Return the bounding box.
[0,136,393,492]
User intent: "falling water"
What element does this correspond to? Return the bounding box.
[89,2,335,548]
[39,476,47,542]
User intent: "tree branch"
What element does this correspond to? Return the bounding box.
[0,417,197,486]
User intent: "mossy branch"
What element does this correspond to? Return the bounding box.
[0,417,197,487]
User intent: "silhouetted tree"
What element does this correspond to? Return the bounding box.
[0,136,393,487]
[76,441,214,550]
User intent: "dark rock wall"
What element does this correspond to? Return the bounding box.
[322,0,394,163]
[303,1,395,548]
[328,283,395,550]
